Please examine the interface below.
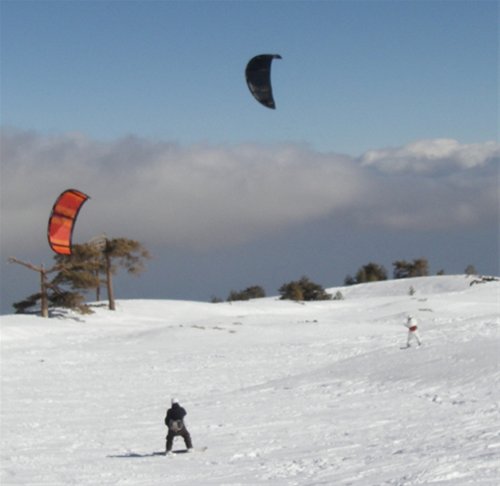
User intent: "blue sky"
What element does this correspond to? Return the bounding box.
[2,0,497,153]
[1,0,499,313]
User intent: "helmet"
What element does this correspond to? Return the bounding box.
[171,398,179,405]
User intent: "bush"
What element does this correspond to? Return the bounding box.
[393,258,429,279]
[345,262,387,285]
[464,264,477,276]
[227,285,266,301]
[279,276,331,301]
[355,262,388,283]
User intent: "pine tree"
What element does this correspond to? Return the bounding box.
[101,238,151,310]
[10,238,150,315]
[53,244,102,297]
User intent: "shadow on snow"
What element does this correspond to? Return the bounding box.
[107,451,165,458]
[108,449,191,458]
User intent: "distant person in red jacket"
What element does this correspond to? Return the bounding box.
[164,398,193,455]
[404,315,422,348]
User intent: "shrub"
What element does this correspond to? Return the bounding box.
[393,258,429,279]
[345,262,387,285]
[333,291,344,301]
[464,264,477,276]
[279,276,331,301]
[355,262,388,283]
[227,285,266,301]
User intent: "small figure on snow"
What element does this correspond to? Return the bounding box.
[404,315,422,348]
[165,398,193,455]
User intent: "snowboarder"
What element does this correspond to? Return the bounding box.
[164,398,193,454]
[404,315,422,348]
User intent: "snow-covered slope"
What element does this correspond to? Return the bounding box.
[1,275,499,485]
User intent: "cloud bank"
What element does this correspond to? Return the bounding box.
[1,129,498,255]
[360,139,499,174]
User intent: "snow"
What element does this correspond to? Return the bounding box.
[1,275,499,485]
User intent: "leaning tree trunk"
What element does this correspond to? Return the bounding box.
[94,269,101,302]
[40,265,49,318]
[105,252,115,311]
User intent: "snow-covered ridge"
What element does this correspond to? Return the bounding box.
[329,274,489,298]
[1,275,499,485]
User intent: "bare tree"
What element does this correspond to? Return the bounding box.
[8,258,59,318]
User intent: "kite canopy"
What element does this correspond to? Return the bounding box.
[245,54,282,109]
[47,189,90,255]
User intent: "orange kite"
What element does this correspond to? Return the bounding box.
[47,189,90,255]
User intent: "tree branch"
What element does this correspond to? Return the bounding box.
[8,257,62,274]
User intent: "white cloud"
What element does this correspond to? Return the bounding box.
[1,130,498,256]
[360,138,500,174]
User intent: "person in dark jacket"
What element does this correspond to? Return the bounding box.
[164,398,193,454]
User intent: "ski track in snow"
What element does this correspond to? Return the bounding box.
[1,276,499,485]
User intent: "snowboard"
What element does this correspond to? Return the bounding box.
[166,446,207,456]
